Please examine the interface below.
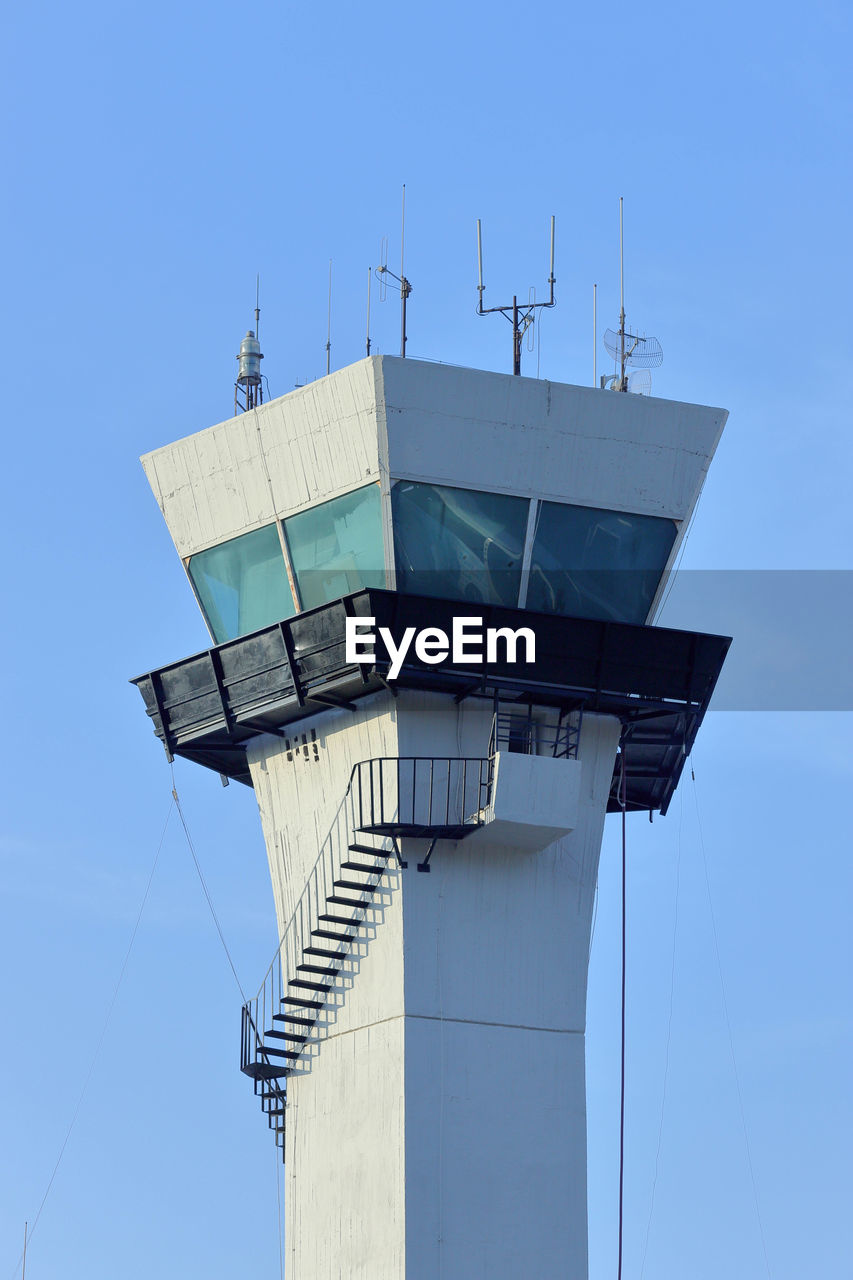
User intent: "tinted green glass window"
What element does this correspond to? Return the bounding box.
[526,501,677,623]
[284,484,384,610]
[391,481,528,607]
[188,524,295,642]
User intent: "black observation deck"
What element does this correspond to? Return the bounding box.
[131,589,730,815]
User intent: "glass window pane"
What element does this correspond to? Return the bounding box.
[284,483,384,611]
[188,524,295,642]
[526,501,677,623]
[391,481,528,607]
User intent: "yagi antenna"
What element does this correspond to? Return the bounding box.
[375,184,413,357]
[601,197,663,392]
[476,216,556,375]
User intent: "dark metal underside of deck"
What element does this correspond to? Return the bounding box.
[131,588,730,815]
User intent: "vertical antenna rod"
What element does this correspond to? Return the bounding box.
[400,184,408,357]
[22,1222,27,1280]
[548,214,556,303]
[255,273,260,343]
[366,265,372,356]
[619,196,626,390]
[326,259,332,376]
[593,283,597,387]
[477,219,485,309]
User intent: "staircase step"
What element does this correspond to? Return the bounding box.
[327,895,366,908]
[260,1092,286,1110]
[334,878,377,891]
[281,996,324,1009]
[289,978,332,993]
[259,1083,286,1100]
[349,843,391,857]
[297,962,339,976]
[242,1062,288,1081]
[264,1029,308,1043]
[318,913,359,927]
[259,1044,301,1060]
[273,1012,315,1027]
[341,860,387,873]
[304,945,343,959]
[312,926,356,941]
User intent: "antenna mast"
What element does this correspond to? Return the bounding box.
[476,216,556,375]
[375,184,413,358]
[366,265,372,356]
[235,278,264,414]
[619,196,626,389]
[601,199,664,393]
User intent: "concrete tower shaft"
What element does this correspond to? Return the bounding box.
[248,689,619,1277]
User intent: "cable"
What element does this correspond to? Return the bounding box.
[170,766,247,1004]
[9,796,175,1280]
[617,745,627,1280]
[691,762,773,1279]
[639,785,685,1277]
[275,1141,285,1280]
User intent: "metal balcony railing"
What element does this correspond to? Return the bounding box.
[352,756,491,840]
[487,707,583,760]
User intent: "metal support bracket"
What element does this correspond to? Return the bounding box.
[417,838,438,874]
[391,836,407,870]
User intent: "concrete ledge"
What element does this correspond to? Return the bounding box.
[472,751,581,851]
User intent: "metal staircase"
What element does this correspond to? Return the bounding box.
[240,756,491,1155]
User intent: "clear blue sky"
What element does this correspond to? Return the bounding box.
[1,2,850,1277]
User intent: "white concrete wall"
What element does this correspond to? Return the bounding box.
[141,354,725,562]
[245,695,619,1279]
[476,750,582,849]
[377,356,726,521]
[141,360,382,558]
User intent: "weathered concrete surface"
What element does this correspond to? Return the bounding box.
[246,698,620,1280]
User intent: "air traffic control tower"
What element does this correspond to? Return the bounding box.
[133,356,729,1279]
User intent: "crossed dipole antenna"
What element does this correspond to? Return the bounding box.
[476,217,556,375]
